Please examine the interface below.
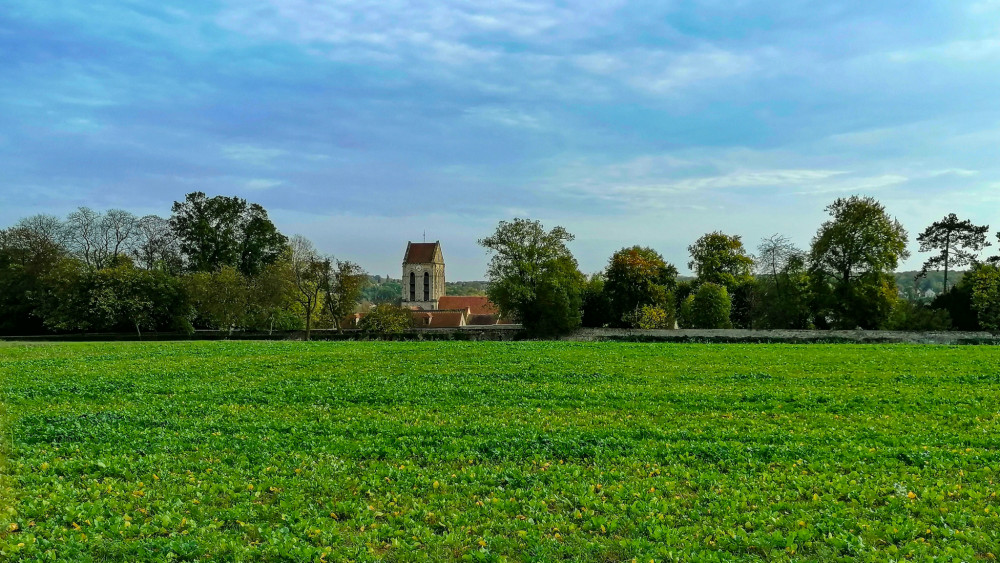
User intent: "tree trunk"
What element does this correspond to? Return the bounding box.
[134,320,142,341]
[305,309,312,341]
[944,237,951,293]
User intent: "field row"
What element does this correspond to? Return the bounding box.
[0,341,998,561]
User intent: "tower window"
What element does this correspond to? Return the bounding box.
[424,271,430,301]
[409,272,416,301]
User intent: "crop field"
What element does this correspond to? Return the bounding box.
[0,342,999,562]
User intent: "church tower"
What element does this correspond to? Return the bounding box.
[401,241,445,310]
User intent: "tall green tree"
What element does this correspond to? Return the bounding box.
[603,246,678,327]
[0,222,69,334]
[809,196,909,329]
[581,273,615,328]
[479,219,584,335]
[183,266,250,334]
[682,283,732,329]
[688,232,754,289]
[754,235,812,329]
[169,192,287,277]
[968,263,1000,333]
[916,214,991,292]
[688,232,754,327]
[324,260,368,332]
[246,258,302,333]
[288,235,327,340]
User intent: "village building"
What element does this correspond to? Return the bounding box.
[401,242,445,310]
[399,241,505,327]
[344,241,509,329]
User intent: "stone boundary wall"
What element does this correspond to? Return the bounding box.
[2,327,998,344]
[564,328,1000,345]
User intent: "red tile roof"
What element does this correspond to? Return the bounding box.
[437,296,498,315]
[410,310,465,328]
[467,314,499,326]
[403,242,441,264]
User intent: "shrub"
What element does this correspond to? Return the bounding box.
[687,283,732,329]
[359,304,412,334]
[885,300,952,331]
[624,303,675,329]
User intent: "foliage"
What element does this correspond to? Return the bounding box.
[581,274,614,328]
[182,266,250,333]
[603,246,677,327]
[898,270,966,302]
[245,259,302,333]
[358,303,412,334]
[687,232,754,290]
[132,215,183,274]
[916,214,991,293]
[445,281,489,296]
[288,236,327,340]
[479,219,584,335]
[38,261,188,336]
[968,263,1000,333]
[754,236,813,329]
[324,260,368,332]
[0,224,67,335]
[623,303,675,329]
[885,300,952,331]
[169,192,287,277]
[4,342,1000,561]
[684,282,732,329]
[809,196,909,329]
[362,280,402,305]
[931,282,980,331]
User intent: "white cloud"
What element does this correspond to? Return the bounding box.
[222,144,287,165]
[463,106,546,129]
[245,178,283,190]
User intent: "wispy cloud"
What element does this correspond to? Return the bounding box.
[3,0,1000,277]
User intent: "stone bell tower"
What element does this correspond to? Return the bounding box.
[401,241,445,310]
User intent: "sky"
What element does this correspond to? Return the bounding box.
[2,1,1000,279]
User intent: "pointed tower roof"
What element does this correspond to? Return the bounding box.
[403,241,443,264]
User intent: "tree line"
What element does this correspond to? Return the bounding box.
[0,192,366,338]
[3,193,999,338]
[479,196,1000,335]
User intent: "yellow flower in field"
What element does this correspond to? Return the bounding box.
[433,481,440,489]
[477,539,486,547]
[8,523,18,532]
[907,491,917,499]
[40,462,49,471]
[248,484,254,491]
[153,474,159,481]
[798,521,805,527]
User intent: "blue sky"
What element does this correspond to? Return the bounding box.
[2,1,999,279]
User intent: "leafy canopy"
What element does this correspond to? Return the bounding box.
[604,246,677,327]
[688,232,754,289]
[479,219,583,335]
[916,213,991,292]
[170,192,287,277]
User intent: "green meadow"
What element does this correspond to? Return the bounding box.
[0,341,998,561]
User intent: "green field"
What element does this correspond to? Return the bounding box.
[1,342,998,562]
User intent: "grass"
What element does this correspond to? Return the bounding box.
[0,341,998,561]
